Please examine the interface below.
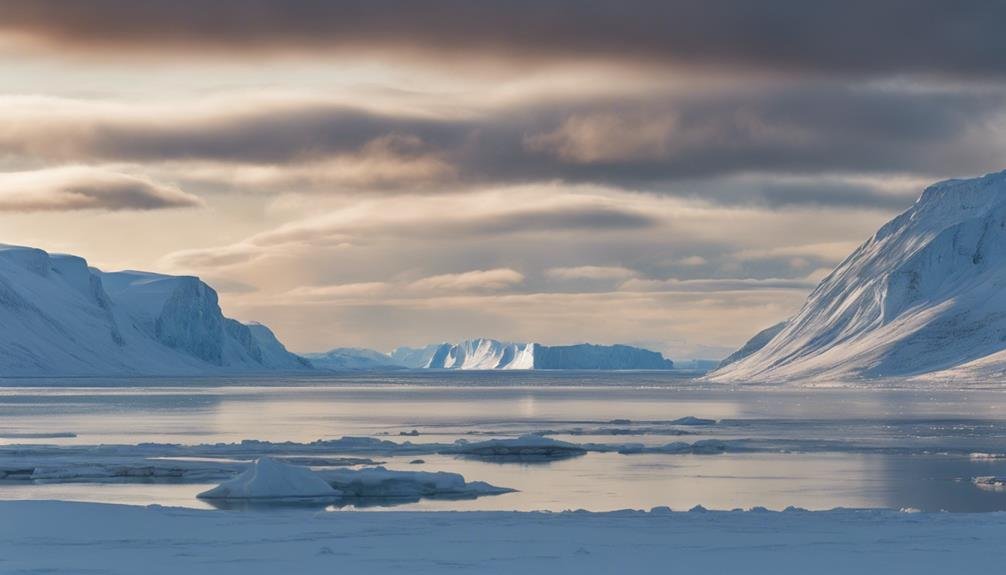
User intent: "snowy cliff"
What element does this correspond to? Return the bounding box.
[390,338,673,370]
[708,169,1006,384]
[0,244,310,376]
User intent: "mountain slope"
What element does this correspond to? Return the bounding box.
[708,169,1006,383]
[390,338,674,370]
[0,244,310,376]
[303,348,404,370]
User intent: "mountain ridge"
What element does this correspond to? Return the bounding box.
[708,169,1006,384]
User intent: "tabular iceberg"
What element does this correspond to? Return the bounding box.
[390,338,674,370]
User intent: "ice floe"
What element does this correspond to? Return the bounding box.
[198,458,339,500]
[450,435,587,460]
[319,466,514,499]
[972,476,1006,489]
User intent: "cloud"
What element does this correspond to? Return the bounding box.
[676,256,707,266]
[546,265,638,280]
[619,275,821,293]
[731,242,863,264]
[5,1,1006,78]
[279,269,524,305]
[410,268,525,292]
[0,166,202,212]
[173,135,455,192]
[161,243,263,269]
[247,190,661,247]
[148,185,879,354]
[286,282,392,300]
[2,86,1003,207]
[525,113,677,163]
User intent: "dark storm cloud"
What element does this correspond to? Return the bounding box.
[5,84,1004,210]
[0,103,455,164]
[4,1,1006,77]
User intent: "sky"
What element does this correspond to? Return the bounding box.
[1,1,1005,358]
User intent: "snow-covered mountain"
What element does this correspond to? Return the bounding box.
[303,348,404,370]
[0,244,310,376]
[390,338,674,370]
[708,169,1006,384]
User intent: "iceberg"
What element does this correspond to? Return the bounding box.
[197,458,339,500]
[390,338,674,370]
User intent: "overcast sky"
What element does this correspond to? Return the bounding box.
[2,1,1004,358]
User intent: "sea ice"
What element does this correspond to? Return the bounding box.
[449,435,587,460]
[319,466,514,499]
[197,458,339,500]
[972,476,1006,489]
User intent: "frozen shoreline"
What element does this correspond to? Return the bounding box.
[2,500,1006,574]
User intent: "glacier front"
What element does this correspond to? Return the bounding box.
[390,338,674,370]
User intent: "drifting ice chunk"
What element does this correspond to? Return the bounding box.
[320,466,513,498]
[451,435,586,460]
[973,476,1006,489]
[669,416,716,426]
[197,458,339,500]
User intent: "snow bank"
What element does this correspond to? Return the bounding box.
[197,458,339,500]
[5,501,1006,575]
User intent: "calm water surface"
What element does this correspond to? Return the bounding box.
[2,372,1006,512]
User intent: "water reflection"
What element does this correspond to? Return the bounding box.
[3,375,1006,512]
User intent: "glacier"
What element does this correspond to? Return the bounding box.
[303,347,405,370]
[0,244,310,376]
[708,169,1006,384]
[389,338,674,370]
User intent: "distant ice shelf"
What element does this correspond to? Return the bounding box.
[313,338,677,370]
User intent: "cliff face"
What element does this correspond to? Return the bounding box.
[388,339,673,370]
[533,343,674,369]
[0,244,310,376]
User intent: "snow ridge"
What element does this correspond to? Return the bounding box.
[709,169,1006,383]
